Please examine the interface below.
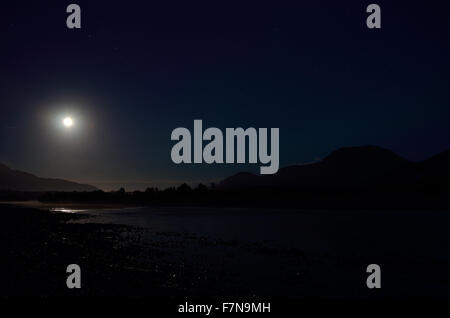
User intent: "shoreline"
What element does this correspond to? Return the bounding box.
[1,205,449,300]
[0,200,143,211]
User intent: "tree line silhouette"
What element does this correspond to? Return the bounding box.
[0,181,448,210]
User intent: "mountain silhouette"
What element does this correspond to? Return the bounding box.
[220,145,449,190]
[0,163,97,192]
[418,149,450,176]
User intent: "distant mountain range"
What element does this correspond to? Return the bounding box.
[220,145,450,190]
[1,145,449,193]
[0,163,97,192]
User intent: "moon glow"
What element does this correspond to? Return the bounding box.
[63,117,73,127]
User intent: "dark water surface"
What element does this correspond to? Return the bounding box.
[70,207,450,298]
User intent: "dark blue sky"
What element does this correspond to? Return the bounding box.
[1,1,449,190]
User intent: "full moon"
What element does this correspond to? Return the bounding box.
[63,117,73,127]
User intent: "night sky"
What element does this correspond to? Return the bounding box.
[1,1,449,190]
